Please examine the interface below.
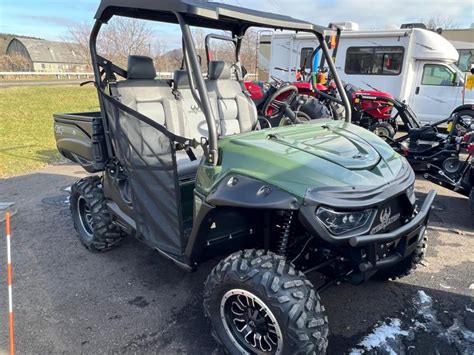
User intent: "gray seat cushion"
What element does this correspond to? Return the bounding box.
[206,60,258,136]
[116,56,197,178]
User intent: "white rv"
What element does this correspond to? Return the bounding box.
[266,27,474,124]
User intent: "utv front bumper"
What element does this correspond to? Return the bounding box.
[299,189,436,273]
[349,189,436,272]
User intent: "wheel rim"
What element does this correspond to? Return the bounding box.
[77,196,94,239]
[220,289,283,354]
[374,126,390,138]
[443,157,460,174]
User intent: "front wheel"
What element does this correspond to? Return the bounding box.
[204,250,328,355]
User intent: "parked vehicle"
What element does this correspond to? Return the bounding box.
[53,1,436,353]
[362,93,472,171]
[424,132,474,213]
[265,25,474,125]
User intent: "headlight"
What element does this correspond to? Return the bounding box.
[406,183,416,205]
[316,207,373,235]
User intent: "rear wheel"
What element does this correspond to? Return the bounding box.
[204,250,328,354]
[70,176,126,252]
[374,233,427,281]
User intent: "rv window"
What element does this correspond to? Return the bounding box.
[457,49,474,72]
[345,46,404,75]
[300,47,314,70]
[421,64,455,86]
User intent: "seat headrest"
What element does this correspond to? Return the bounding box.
[208,61,231,80]
[127,55,156,80]
[173,69,190,89]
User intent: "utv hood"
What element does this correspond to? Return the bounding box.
[214,121,405,199]
[265,128,380,170]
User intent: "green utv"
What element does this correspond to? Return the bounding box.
[53,1,436,353]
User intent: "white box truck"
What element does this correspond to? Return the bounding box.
[266,26,474,124]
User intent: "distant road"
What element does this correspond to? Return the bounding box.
[0,79,86,88]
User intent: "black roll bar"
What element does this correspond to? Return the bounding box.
[90,20,115,158]
[316,32,351,123]
[175,12,219,165]
[204,33,238,68]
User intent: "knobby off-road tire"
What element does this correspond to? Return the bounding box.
[204,250,329,355]
[297,96,332,121]
[374,234,427,281]
[70,176,125,252]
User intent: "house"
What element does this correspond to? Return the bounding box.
[5,37,89,72]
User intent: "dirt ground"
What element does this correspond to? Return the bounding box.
[0,163,473,354]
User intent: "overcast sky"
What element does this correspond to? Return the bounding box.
[1,0,472,41]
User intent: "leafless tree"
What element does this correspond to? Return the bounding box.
[0,53,31,71]
[66,18,154,68]
[420,15,461,30]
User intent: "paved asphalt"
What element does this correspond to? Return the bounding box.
[0,163,472,354]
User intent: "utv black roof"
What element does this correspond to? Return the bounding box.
[95,0,327,34]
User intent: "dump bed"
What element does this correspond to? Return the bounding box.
[53,112,108,172]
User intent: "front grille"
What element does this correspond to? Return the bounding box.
[370,197,404,234]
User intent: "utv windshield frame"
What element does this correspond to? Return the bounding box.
[90,0,352,166]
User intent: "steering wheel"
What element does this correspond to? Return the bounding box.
[262,85,299,119]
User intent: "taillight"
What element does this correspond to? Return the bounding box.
[463,134,470,142]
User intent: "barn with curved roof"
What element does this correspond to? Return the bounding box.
[6,38,88,72]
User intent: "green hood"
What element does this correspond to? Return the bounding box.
[200,120,404,199]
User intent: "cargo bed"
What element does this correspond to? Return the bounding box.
[53,112,108,172]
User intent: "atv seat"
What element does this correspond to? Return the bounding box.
[206,60,258,135]
[116,55,202,179]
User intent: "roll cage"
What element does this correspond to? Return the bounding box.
[90,0,352,166]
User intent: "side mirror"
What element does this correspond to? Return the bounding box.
[470,64,474,75]
[241,65,248,79]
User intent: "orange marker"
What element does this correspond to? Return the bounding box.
[6,212,14,355]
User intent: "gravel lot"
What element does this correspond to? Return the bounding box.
[0,163,473,354]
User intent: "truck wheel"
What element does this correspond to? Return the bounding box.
[374,233,427,281]
[369,121,396,139]
[204,250,328,355]
[70,176,125,252]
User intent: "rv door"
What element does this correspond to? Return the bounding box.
[409,61,464,123]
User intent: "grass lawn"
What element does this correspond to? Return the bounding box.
[0,85,99,177]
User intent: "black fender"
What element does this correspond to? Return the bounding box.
[451,104,474,116]
[206,174,301,210]
[184,175,301,267]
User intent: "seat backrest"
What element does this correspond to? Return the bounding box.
[116,55,185,137]
[205,60,257,136]
[173,69,209,140]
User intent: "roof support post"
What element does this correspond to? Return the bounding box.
[175,12,218,166]
[316,32,352,123]
[89,20,115,158]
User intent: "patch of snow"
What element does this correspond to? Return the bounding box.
[349,318,408,355]
[466,307,474,313]
[439,283,452,289]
